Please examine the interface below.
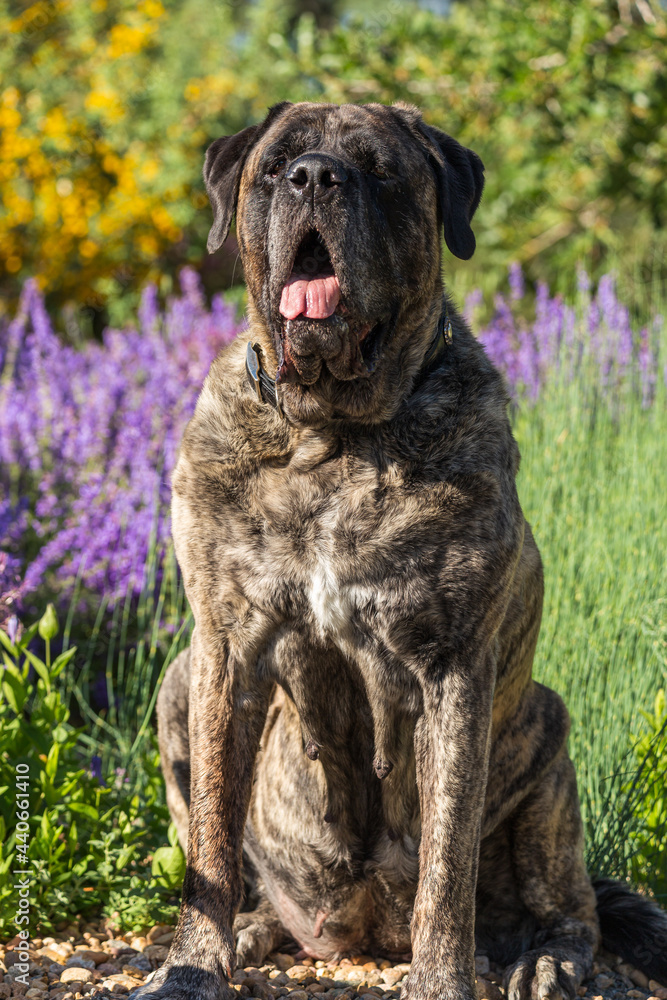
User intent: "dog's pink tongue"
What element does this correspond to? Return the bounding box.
[280,273,341,320]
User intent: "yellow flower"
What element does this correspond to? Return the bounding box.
[137,233,159,256]
[138,0,165,18]
[79,239,99,259]
[85,88,124,122]
[108,23,150,59]
[0,107,21,129]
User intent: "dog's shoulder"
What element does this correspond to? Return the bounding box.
[391,317,519,484]
[175,337,290,467]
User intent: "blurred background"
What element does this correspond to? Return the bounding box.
[1,0,665,333]
[0,0,665,939]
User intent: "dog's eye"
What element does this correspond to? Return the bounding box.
[369,166,390,180]
[268,157,287,177]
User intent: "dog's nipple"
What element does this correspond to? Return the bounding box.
[373,757,393,780]
[313,909,328,939]
[305,739,320,761]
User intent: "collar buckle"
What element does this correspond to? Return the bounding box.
[246,342,264,404]
[245,342,284,419]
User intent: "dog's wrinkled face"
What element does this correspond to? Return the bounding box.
[204,102,484,423]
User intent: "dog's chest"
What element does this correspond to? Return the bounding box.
[306,550,370,638]
[253,451,404,639]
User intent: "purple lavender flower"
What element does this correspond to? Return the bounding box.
[475,269,662,406]
[508,262,524,301]
[0,270,242,606]
[7,615,18,644]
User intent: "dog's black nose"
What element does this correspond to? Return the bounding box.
[286,153,348,198]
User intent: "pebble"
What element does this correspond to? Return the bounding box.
[379,972,402,988]
[123,957,151,974]
[5,920,667,1000]
[71,956,106,970]
[121,966,147,980]
[142,946,168,965]
[597,977,615,990]
[60,973,94,987]
[95,966,119,977]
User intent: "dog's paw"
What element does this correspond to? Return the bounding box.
[234,908,285,968]
[505,947,585,1000]
[128,964,235,1000]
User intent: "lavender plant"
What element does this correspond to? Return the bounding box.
[0,269,242,611]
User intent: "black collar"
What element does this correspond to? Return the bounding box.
[245,309,452,417]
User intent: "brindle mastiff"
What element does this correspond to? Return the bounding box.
[134,102,667,1000]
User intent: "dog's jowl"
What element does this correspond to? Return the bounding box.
[133,103,667,1000]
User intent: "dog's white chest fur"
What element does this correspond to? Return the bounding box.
[307,559,352,635]
[307,556,367,638]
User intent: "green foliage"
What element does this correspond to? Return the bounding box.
[628,690,667,895]
[0,605,183,933]
[1,0,665,325]
[512,346,667,897]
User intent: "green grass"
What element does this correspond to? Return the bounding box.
[514,374,667,885]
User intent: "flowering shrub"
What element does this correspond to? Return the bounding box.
[0,269,241,608]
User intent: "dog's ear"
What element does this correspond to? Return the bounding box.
[392,104,484,260]
[423,125,484,260]
[204,101,292,254]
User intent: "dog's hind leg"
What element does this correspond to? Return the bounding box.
[505,748,600,1000]
[234,893,288,967]
[157,648,192,852]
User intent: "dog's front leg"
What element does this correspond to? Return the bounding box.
[132,624,272,1000]
[405,653,495,1000]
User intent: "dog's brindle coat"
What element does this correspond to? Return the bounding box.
[133,103,667,1000]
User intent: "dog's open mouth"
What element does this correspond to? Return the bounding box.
[276,231,387,385]
[279,230,341,321]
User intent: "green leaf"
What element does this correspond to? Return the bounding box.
[45,744,59,781]
[151,844,185,889]
[50,646,77,678]
[23,648,51,691]
[17,622,39,648]
[0,630,18,660]
[38,603,59,641]
[167,822,180,848]
[2,672,27,713]
[67,802,99,821]
[67,820,78,854]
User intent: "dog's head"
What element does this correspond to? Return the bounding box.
[204,102,484,423]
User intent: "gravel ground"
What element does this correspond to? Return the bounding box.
[1,922,666,1000]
